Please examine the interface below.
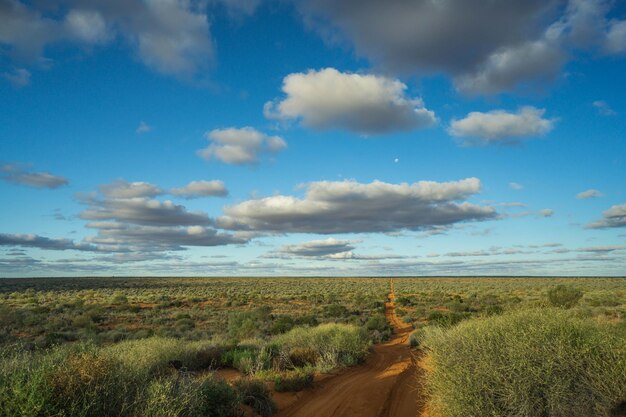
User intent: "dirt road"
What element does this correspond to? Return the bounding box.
[275,279,422,417]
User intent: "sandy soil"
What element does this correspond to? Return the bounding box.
[275,279,423,417]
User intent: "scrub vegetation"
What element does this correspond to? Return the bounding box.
[0,277,625,417]
[395,278,626,417]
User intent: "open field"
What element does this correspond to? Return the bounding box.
[0,277,625,417]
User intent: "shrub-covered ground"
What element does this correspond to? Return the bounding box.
[399,278,626,417]
[394,277,626,328]
[1,277,624,417]
[0,277,389,348]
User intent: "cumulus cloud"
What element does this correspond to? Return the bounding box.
[63,9,110,44]
[296,0,626,95]
[218,177,496,234]
[99,180,162,199]
[577,189,603,199]
[587,203,626,228]
[198,127,286,165]
[3,68,31,87]
[264,68,436,135]
[539,208,555,217]
[278,238,356,257]
[0,233,96,251]
[604,20,626,54]
[170,180,228,198]
[136,121,153,134]
[592,100,617,116]
[449,107,555,146]
[85,223,243,251]
[453,38,566,94]
[1,163,68,189]
[64,181,246,256]
[80,196,211,226]
[0,0,213,79]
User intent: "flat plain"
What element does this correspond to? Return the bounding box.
[0,277,625,417]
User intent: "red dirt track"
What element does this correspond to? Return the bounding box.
[275,280,423,417]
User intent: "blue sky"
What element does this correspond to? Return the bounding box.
[1,0,625,277]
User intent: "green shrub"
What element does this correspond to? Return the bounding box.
[234,378,275,417]
[427,310,469,327]
[548,284,583,308]
[273,368,314,392]
[288,347,319,368]
[272,323,370,371]
[420,308,626,417]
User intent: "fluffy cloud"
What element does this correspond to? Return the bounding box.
[80,197,211,226]
[0,233,96,251]
[0,0,213,78]
[1,164,68,189]
[218,177,496,233]
[75,179,243,255]
[449,107,555,145]
[539,208,555,217]
[264,68,436,134]
[198,127,286,165]
[99,180,162,199]
[136,121,153,134]
[587,204,626,229]
[3,68,31,87]
[296,0,626,95]
[278,238,356,257]
[85,223,243,251]
[297,0,559,74]
[170,180,228,198]
[577,189,603,199]
[592,100,617,116]
[453,38,566,94]
[604,20,626,54]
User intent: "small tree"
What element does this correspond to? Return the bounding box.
[547,285,583,308]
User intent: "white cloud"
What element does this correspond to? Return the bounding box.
[99,180,162,199]
[3,68,31,88]
[509,182,524,190]
[454,38,566,95]
[64,9,109,44]
[604,20,626,54]
[577,189,603,199]
[592,100,617,116]
[264,68,436,134]
[296,0,626,95]
[449,107,555,146]
[0,0,213,79]
[539,208,554,217]
[0,233,96,252]
[587,203,626,229]
[170,180,228,198]
[197,127,286,165]
[136,121,153,134]
[1,164,68,189]
[81,197,211,227]
[218,177,496,233]
[278,238,356,257]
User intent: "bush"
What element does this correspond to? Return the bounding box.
[0,341,242,417]
[234,378,276,417]
[288,347,318,368]
[271,323,370,371]
[0,344,135,417]
[548,284,583,308]
[273,368,314,392]
[427,310,468,327]
[420,308,626,417]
